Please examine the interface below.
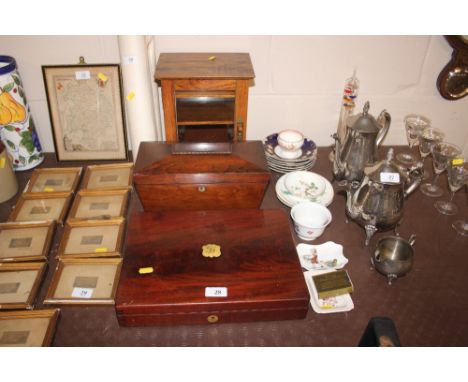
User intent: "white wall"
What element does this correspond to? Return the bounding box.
[1,35,467,155]
[0,36,121,152]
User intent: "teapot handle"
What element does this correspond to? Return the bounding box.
[376,110,391,146]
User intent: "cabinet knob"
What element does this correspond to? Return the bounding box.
[207,315,219,323]
[198,185,206,192]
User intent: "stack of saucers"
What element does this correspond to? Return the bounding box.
[275,170,334,207]
[263,133,317,173]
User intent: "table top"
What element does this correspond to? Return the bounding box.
[155,53,255,80]
[1,145,467,346]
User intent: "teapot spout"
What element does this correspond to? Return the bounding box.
[338,180,362,219]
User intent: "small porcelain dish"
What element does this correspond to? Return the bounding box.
[274,145,302,160]
[284,171,326,199]
[277,129,305,151]
[290,201,332,241]
[296,242,348,271]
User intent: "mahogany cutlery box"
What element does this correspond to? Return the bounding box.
[133,141,270,211]
[116,209,310,326]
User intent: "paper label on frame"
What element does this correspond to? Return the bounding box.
[205,287,228,298]
[72,287,94,298]
[75,71,91,80]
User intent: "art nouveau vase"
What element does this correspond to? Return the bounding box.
[0,55,43,171]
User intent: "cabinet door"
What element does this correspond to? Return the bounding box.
[161,79,249,143]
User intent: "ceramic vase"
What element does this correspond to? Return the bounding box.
[0,140,18,202]
[0,55,43,171]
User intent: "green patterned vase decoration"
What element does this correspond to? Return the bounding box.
[0,55,43,171]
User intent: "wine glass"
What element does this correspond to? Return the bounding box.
[418,127,444,179]
[396,114,431,166]
[420,142,461,197]
[434,160,468,215]
[452,219,468,236]
[452,183,468,235]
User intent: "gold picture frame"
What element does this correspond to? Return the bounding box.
[44,258,122,305]
[68,189,129,220]
[42,64,128,161]
[0,262,47,310]
[0,309,60,347]
[81,162,134,190]
[0,221,56,263]
[8,192,73,225]
[24,167,82,193]
[57,218,126,259]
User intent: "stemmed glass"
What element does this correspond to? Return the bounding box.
[396,114,431,166]
[452,218,468,236]
[420,142,461,197]
[418,127,445,179]
[434,160,468,215]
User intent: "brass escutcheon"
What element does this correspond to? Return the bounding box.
[207,315,219,323]
[198,185,206,192]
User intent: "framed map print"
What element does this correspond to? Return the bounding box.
[42,64,128,161]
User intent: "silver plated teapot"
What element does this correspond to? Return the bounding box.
[339,149,423,245]
[333,101,391,182]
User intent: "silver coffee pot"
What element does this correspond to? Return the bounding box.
[339,149,422,245]
[333,101,391,182]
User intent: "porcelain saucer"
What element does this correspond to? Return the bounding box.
[274,145,302,160]
[275,172,334,207]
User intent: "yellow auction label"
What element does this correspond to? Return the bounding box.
[0,157,5,169]
[452,158,464,166]
[43,187,55,192]
[94,247,108,253]
[138,267,154,274]
[98,72,108,82]
[127,91,135,101]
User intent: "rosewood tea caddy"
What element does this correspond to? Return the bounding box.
[133,141,270,211]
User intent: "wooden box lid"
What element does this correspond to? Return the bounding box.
[115,209,309,324]
[155,53,255,80]
[133,141,270,185]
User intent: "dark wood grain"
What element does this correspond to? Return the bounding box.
[133,141,270,211]
[116,209,310,326]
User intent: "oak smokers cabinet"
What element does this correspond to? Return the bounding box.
[155,53,255,143]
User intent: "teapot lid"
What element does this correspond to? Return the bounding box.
[347,101,381,133]
[367,148,408,184]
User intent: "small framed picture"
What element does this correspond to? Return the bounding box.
[68,189,129,220]
[42,64,128,161]
[0,221,56,263]
[0,309,60,347]
[0,262,47,310]
[8,192,72,224]
[57,218,125,259]
[44,258,122,305]
[24,167,82,193]
[81,162,133,190]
